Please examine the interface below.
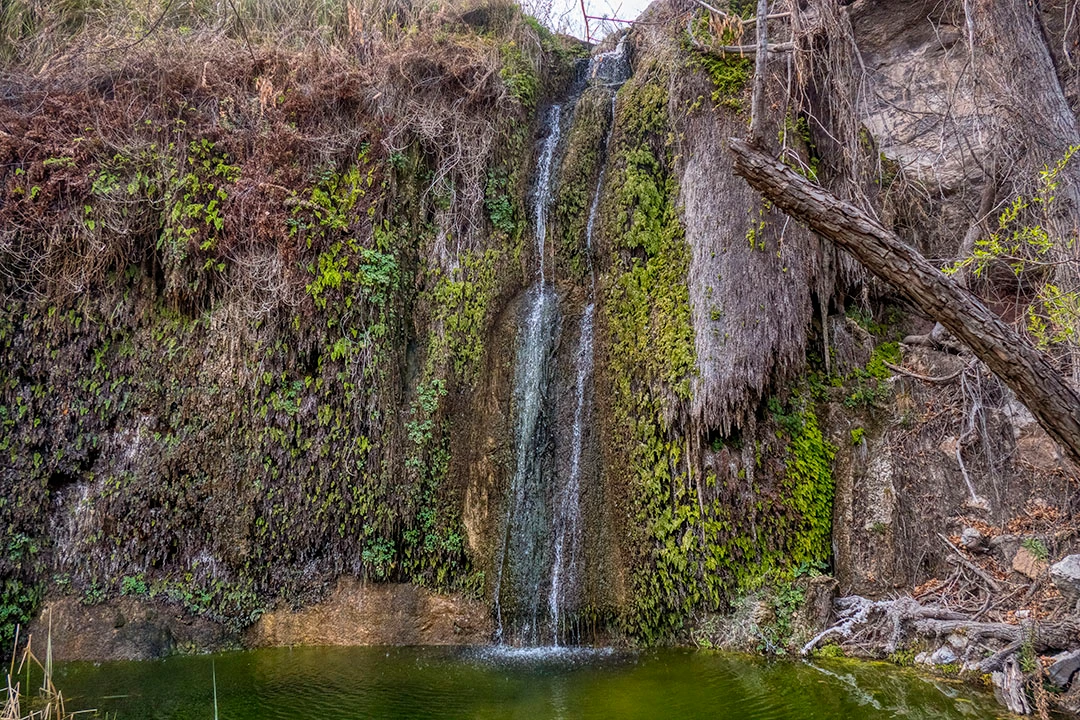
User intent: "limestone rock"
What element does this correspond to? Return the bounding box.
[247,579,492,648]
[790,575,839,648]
[929,644,958,665]
[960,527,985,552]
[993,656,1032,715]
[1012,546,1047,580]
[28,596,230,661]
[1048,649,1080,689]
[1051,555,1080,604]
[945,633,968,653]
[750,600,776,628]
[990,534,1020,567]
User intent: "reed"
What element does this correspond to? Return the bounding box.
[2,627,98,720]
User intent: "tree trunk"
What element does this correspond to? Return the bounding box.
[972,0,1080,381]
[729,137,1080,467]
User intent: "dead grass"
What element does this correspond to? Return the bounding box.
[3,630,94,720]
[0,0,558,307]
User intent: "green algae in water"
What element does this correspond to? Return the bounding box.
[50,647,1009,719]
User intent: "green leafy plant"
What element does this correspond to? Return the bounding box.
[948,146,1080,352]
[120,574,148,596]
[0,579,41,649]
[756,582,806,654]
[685,12,751,112]
[499,42,539,108]
[888,648,917,666]
[844,342,900,408]
[485,170,517,235]
[1022,537,1049,561]
[362,538,395,579]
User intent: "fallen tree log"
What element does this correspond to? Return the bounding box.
[914,617,1080,651]
[804,595,1080,660]
[729,138,1080,467]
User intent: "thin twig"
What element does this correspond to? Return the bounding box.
[938,533,1002,592]
[884,360,968,384]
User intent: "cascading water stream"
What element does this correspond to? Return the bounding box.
[496,35,630,647]
[547,44,628,646]
[548,302,593,643]
[494,104,565,645]
[494,283,559,644]
[533,104,562,283]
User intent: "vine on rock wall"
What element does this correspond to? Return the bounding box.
[604,64,700,644]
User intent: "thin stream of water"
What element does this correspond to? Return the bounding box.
[499,37,632,647]
[494,100,565,644]
[533,104,562,283]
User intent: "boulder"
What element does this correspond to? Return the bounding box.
[1051,555,1080,604]
[1012,546,1047,580]
[929,644,958,665]
[1049,650,1080,689]
[960,526,986,552]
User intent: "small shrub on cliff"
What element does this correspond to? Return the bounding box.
[0,579,41,650]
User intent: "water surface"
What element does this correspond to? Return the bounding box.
[53,646,1009,719]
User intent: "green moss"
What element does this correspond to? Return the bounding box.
[812,643,845,659]
[776,402,835,570]
[685,11,752,112]
[606,70,702,644]
[844,341,900,408]
[428,249,501,382]
[778,116,820,181]
[888,648,917,667]
[0,8,565,635]
[865,341,900,379]
[603,64,835,647]
[499,41,540,108]
[553,90,607,282]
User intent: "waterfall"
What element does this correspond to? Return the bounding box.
[533,105,562,283]
[496,35,630,647]
[548,302,594,643]
[494,104,565,645]
[547,46,629,644]
[494,283,560,644]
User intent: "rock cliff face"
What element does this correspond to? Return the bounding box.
[2,0,1079,660]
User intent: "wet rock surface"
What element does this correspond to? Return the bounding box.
[246,580,492,648]
[28,596,232,661]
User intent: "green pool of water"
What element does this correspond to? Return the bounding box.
[51,646,1007,719]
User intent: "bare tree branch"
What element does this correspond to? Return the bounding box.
[730,137,1080,467]
[749,0,769,145]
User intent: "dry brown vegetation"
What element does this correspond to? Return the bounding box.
[2,630,87,720]
[0,0,560,307]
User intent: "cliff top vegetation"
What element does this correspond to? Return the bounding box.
[0,0,583,304]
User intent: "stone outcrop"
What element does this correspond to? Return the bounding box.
[1052,556,1080,605]
[246,581,491,648]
